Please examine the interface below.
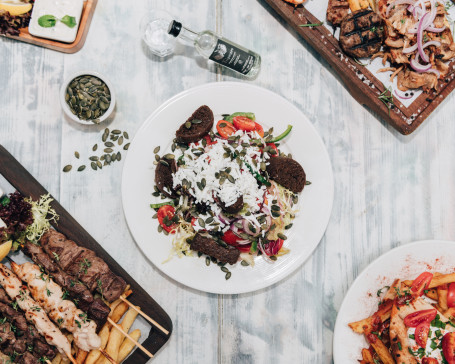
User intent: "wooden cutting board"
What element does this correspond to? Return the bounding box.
[0,144,172,363]
[263,0,455,135]
[2,0,97,53]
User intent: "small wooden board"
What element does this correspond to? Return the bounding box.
[263,0,455,134]
[0,144,173,363]
[2,0,97,54]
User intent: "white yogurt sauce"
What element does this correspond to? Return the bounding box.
[28,0,83,43]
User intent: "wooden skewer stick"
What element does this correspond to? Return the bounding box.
[65,352,78,364]
[99,348,119,364]
[120,296,169,335]
[107,317,154,359]
[46,360,52,364]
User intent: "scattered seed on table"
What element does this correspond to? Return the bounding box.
[74,151,80,159]
[118,136,124,145]
[123,131,129,139]
[63,165,72,172]
[77,165,86,172]
[153,146,160,154]
[91,162,97,170]
[205,257,210,266]
[124,143,130,150]
[112,129,121,135]
[92,144,98,151]
[225,272,232,280]
[104,148,113,153]
[104,141,114,147]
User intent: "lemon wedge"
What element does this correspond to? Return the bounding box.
[0,1,32,16]
[0,241,12,262]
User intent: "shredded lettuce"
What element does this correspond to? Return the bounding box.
[163,219,195,263]
[24,194,58,243]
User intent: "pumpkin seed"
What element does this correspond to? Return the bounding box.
[104,142,114,147]
[124,143,130,150]
[241,260,249,266]
[123,131,129,139]
[74,151,80,159]
[77,165,86,172]
[102,131,108,142]
[111,153,117,161]
[112,129,121,135]
[118,136,124,145]
[92,144,98,151]
[63,165,72,172]
[163,153,175,160]
[153,146,160,154]
[277,233,287,240]
[116,152,121,161]
[270,256,277,261]
[205,257,210,266]
[227,175,235,184]
[104,148,113,153]
[96,161,102,169]
[198,218,205,227]
[184,121,192,129]
[225,272,231,280]
[159,160,169,167]
[221,267,229,273]
[191,119,202,124]
[89,156,99,161]
[91,162,97,170]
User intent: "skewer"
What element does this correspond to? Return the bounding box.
[107,317,154,359]
[120,296,169,335]
[99,348,119,364]
[46,360,52,364]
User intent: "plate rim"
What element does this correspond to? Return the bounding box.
[121,81,334,294]
[332,239,455,363]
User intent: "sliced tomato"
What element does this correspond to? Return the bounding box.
[216,120,237,139]
[415,321,431,348]
[236,244,252,253]
[204,134,217,146]
[233,116,256,131]
[448,283,455,308]
[221,230,241,246]
[263,239,284,256]
[403,309,437,328]
[157,205,178,233]
[443,332,455,364]
[411,272,433,297]
[422,357,439,364]
[267,143,279,156]
[254,122,264,137]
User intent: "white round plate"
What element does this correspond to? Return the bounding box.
[121,82,334,294]
[333,240,455,363]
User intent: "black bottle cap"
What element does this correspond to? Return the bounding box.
[168,20,182,37]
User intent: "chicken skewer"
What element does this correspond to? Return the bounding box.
[10,261,101,353]
[0,264,75,364]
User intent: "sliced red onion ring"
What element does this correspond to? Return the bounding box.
[242,219,261,237]
[386,0,416,17]
[394,89,413,99]
[403,43,418,53]
[423,40,441,48]
[236,239,251,245]
[218,213,231,225]
[427,68,441,77]
[426,25,446,32]
[257,239,273,262]
[410,56,432,72]
[417,12,430,63]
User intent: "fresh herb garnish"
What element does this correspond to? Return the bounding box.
[299,22,324,27]
[378,86,394,116]
[38,14,76,28]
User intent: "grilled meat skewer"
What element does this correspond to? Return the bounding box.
[0,287,56,363]
[23,242,110,330]
[0,264,72,357]
[11,262,101,352]
[40,230,126,303]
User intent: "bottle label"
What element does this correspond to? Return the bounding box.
[209,39,256,75]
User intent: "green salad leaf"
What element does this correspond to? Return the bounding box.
[60,15,77,28]
[38,15,57,28]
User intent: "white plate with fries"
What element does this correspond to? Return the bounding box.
[333,240,455,363]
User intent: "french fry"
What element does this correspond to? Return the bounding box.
[445,307,455,322]
[361,347,375,363]
[348,0,361,11]
[425,288,438,300]
[102,321,124,363]
[349,299,393,333]
[76,349,88,364]
[384,279,400,301]
[429,273,455,288]
[368,0,377,11]
[120,308,139,338]
[51,353,62,364]
[86,325,110,364]
[365,329,395,364]
[438,284,449,311]
[359,0,369,8]
[118,329,141,362]
[110,302,129,323]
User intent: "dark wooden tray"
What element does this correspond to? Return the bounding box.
[0,144,172,363]
[263,0,455,134]
[2,0,97,54]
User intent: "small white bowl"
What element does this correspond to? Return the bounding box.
[60,71,116,125]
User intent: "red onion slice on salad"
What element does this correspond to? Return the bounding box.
[410,56,432,72]
[386,0,416,17]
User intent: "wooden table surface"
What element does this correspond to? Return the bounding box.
[1,0,455,363]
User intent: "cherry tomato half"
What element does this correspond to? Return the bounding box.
[422,357,438,364]
[448,283,455,308]
[216,120,237,139]
[254,122,264,137]
[415,321,431,348]
[403,309,437,328]
[236,244,252,253]
[263,239,284,256]
[233,116,256,132]
[443,332,455,364]
[157,205,178,233]
[267,143,279,156]
[221,230,241,246]
[411,272,434,297]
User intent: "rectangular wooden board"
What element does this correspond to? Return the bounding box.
[263,0,455,134]
[2,0,97,54]
[0,144,172,363]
